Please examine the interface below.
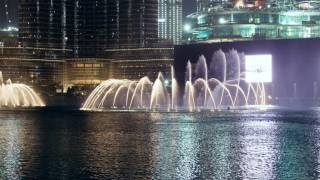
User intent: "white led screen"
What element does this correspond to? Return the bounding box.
[245,55,272,83]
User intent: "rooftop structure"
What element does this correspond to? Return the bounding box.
[185,0,320,43]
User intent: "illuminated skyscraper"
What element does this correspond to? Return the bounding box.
[158,0,182,45]
[19,0,65,50]
[104,0,159,49]
[18,0,108,57]
[106,0,119,49]
[106,0,173,81]
[17,0,170,82]
[66,0,108,57]
[117,0,158,48]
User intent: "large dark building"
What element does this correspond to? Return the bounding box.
[13,0,172,89]
[18,0,109,58]
[18,0,69,60]
[17,0,162,51]
[19,0,64,49]
[108,0,158,49]
[65,0,108,57]
[106,1,119,49]
[18,0,159,56]
[105,0,173,81]
[106,0,158,49]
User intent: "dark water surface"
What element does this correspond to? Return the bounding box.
[0,109,320,179]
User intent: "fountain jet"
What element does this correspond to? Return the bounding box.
[81,49,267,112]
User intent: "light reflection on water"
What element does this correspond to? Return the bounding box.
[0,109,319,179]
[237,120,279,180]
[0,117,21,179]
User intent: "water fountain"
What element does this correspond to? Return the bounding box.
[0,72,45,108]
[82,49,267,112]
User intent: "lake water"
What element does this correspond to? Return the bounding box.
[0,108,320,179]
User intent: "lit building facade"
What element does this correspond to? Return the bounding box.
[19,0,65,49]
[158,0,183,45]
[65,58,111,85]
[185,0,320,43]
[65,0,108,57]
[107,48,173,81]
[106,0,174,80]
[18,0,109,57]
[106,0,120,49]
[0,47,65,95]
[0,28,18,47]
[16,0,111,89]
[15,0,173,89]
[0,46,112,94]
[117,0,158,48]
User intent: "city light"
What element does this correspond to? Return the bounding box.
[2,26,18,32]
[245,55,272,83]
[158,18,166,23]
[219,18,227,24]
[164,79,169,86]
[184,24,191,32]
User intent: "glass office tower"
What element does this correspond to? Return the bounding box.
[158,0,183,45]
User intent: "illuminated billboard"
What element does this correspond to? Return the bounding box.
[245,55,272,83]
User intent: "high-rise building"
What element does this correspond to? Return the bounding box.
[66,0,108,57]
[117,0,158,48]
[99,0,159,49]
[18,0,108,58]
[17,0,172,85]
[18,0,160,53]
[106,0,119,49]
[105,0,173,81]
[19,0,65,50]
[158,0,182,45]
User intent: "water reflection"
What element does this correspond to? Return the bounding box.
[0,110,319,179]
[0,114,21,179]
[236,119,279,179]
[80,113,156,179]
[274,111,320,179]
[316,111,320,179]
[153,113,200,179]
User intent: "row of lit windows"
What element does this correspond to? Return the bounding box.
[72,63,104,68]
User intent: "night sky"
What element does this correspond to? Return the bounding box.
[1,0,196,28]
[0,0,18,28]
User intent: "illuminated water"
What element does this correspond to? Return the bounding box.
[82,49,267,112]
[0,71,45,108]
[0,109,320,179]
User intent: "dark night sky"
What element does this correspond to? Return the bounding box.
[0,0,19,28]
[0,0,196,28]
[183,0,197,17]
